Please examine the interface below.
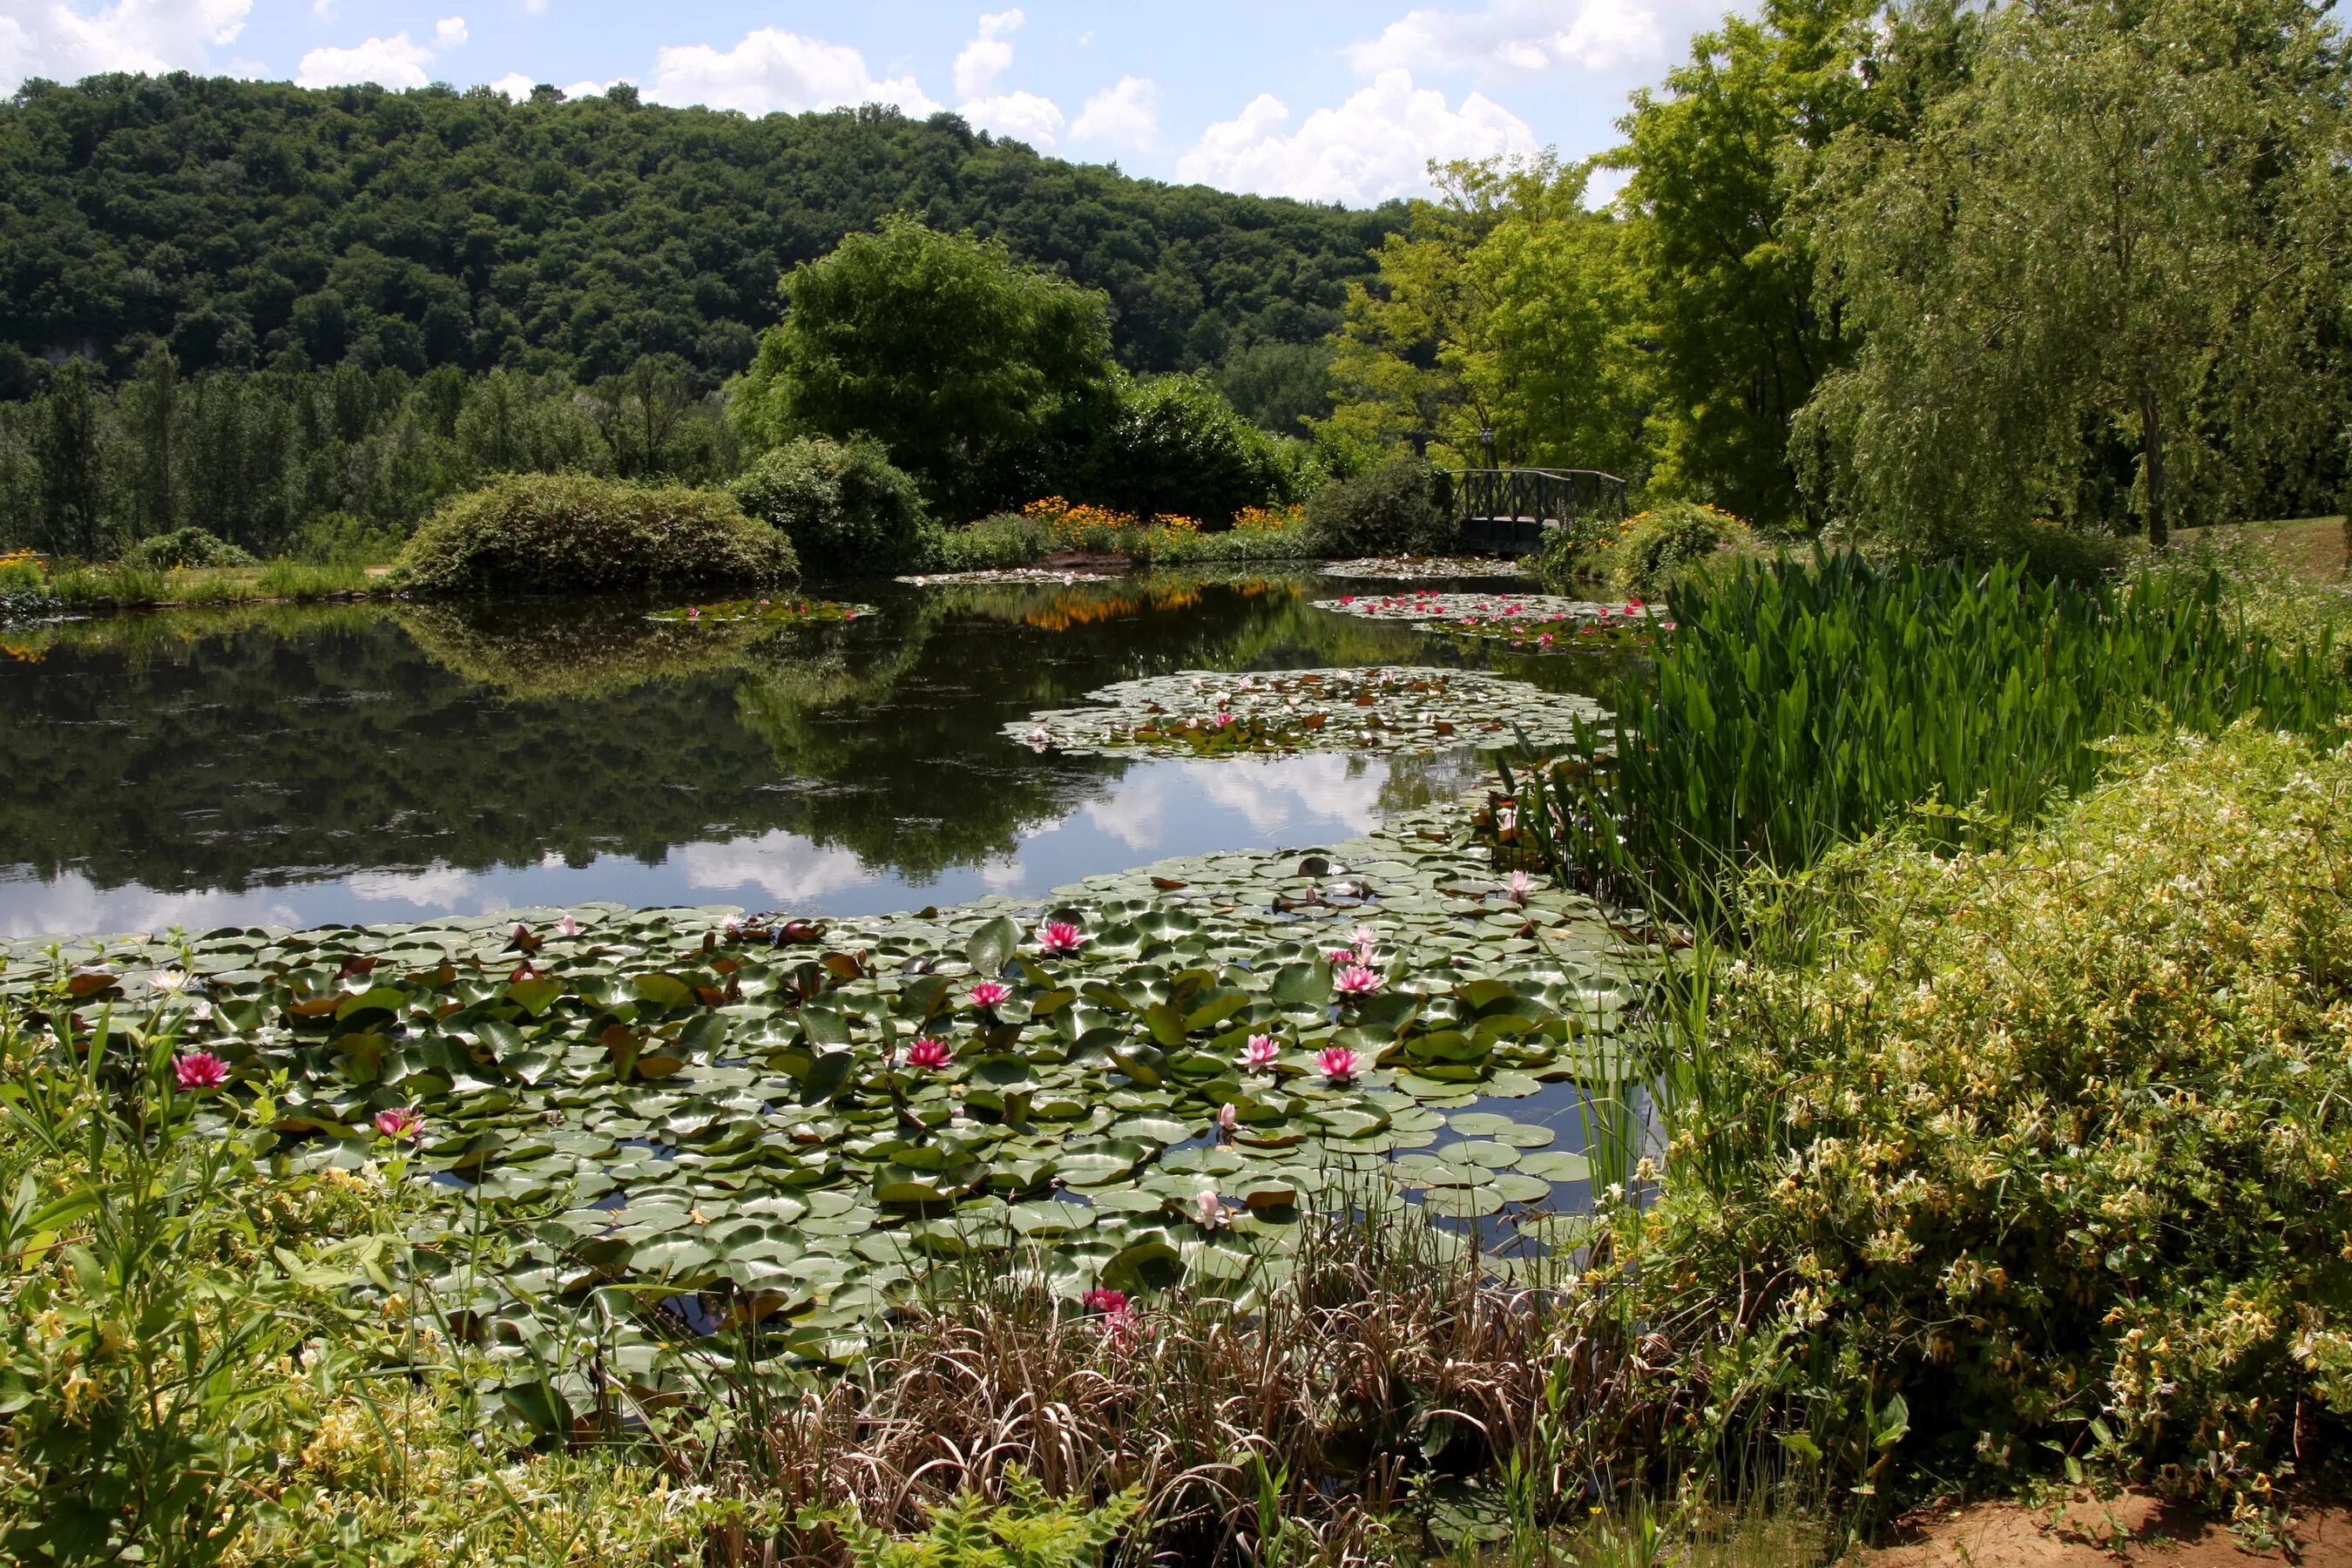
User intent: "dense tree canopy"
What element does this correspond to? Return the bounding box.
[1796,0,2352,551]
[733,218,1118,518]
[0,73,1400,395]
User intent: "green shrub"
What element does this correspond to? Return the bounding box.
[730,436,931,578]
[1973,516,2127,585]
[1605,502,1758,597]
[923,514,1058,571]
[394,473,797,595]
[825,1468,1142,1567]
[1636,727,2352,1499]
[122,527,256,571]
[1301,455,1451,557]
[1078,374,1293,524]
[1533,501,1757,597]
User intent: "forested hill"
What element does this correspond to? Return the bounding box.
[0,73,1401,395]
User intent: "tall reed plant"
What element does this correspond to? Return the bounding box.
[1502,553,2347,921]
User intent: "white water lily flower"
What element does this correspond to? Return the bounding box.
[149,970,193,993]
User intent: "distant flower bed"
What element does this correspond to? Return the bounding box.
[1007,666,1605,757]
[1317,556,1530,581]
[647,597,877,624]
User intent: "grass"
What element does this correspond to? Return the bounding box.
[30,559,391,610]
[928,510,1320,573]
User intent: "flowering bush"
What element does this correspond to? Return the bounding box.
[1631,726,2352,1507]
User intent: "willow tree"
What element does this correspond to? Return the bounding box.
[1797,0,2351,552]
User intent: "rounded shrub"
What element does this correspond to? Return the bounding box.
[1605,501,1760,597]
[729,436,930,578]
[1977,517,2126,586]
[1080,375,1293,524]
[124,528,257,571]
[1301,455,1452,557]
[394,473,797,595]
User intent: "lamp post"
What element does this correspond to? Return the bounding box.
[1478,427,1496,469]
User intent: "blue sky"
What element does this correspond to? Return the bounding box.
[0,0,1742,205]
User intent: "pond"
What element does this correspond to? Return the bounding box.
[0,569,1631,938]
[0,566,1657,1378]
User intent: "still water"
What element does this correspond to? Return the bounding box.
[0,571,1625,938]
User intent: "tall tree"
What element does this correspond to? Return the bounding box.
[1612,0,1885,526]
[1328,155,1648,476]
[117,345,179,538]
[34,358,105,558]
[733,218,1115,518]
[1796,0,2352,552]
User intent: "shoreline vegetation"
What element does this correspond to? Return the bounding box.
[3,533,2347,1564]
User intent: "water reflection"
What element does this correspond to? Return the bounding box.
[0,571,1634,937]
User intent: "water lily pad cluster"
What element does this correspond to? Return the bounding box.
[894,568,1115,587]
[648,598,877,625]
[1005,667,1606,757]
[1318,557,1531,582]
[2,800,1644,1394]
[1315,591,1662,653]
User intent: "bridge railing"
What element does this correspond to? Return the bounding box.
[1441,468,1629,556]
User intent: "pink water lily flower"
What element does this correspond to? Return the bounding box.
[1082,1287,1128,1314]
[1216,712,1235,726]
[375,1107,422,1141]
[172,1051,229,1092]
[1216,1103,1238,1135]
[686,605,700,619]
[1035,920,1089,956]
[1240,1035,1281,1071]
[1509,869,1531,903]
[1335,964,1382,997]
[1319,1046,1361,1084]
[558,913,578,936]
[906,1037,952,1070]
[1193,1190,1232,1230]
[967,981,1010,1010]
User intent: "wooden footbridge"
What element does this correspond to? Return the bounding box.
[1443,468,1629,556]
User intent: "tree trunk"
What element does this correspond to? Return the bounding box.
[2140,378,2168,549]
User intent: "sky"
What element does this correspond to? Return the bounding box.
[0,0,1743,206]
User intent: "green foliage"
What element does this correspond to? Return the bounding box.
[1634,727,2352,1497]
[1503,554,2349,911]
[0,358,732,557]
[1613,0,1891,527]
[0,995,313,1565]
[1301,455,1452,558]
[0,77,1394,385]
[121,526,254,570]
[1214,340,1335,438]
[1080,373,1294,524]
[925,514,1064,572]
[1796,0,2352,550]
[733,218,1117,520]
[827,1470,1142,1568]
[730,436,931,579]
[1328,156,1647,478]
[1536,501,1759,597]
[394,472,796,594]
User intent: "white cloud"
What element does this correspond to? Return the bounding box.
[1070,74,1156,151]
[297,30,437,88]
[958,87,1062,147]
[679,833,870,904]
[432,14,466,51]
[0,0,249,91]
[648,27,938,117]
[1348,0,1666,77]
[1177,69,1538,204]
[951,6,1022,98]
